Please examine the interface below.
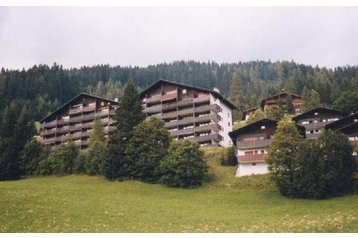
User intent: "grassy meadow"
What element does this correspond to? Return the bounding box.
[0,148,357,232]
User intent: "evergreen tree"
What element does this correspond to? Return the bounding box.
[47,141,79,175]
[159,140,208,188]
[126,117,171,183]
[87,117,107,175]
[20,139,50,176]
[267,116,305,197]
[104,80,145,180]
[266,105,285,121]
[286,95,295,114]
[301,87,321,112]
[332,91,358,113]
[229,74,243,121]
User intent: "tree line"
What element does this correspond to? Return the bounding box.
[1,60,358,122]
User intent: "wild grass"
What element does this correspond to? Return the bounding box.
[0,147,357,232]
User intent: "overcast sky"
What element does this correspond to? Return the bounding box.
[0,7,357,69]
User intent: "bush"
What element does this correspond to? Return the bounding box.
[159,140,208,188]
[74,152,87,174]
[20,139,50,176]
[269,121,356,199]
[127,117,171,183]
[47,142,79,175]
[220,146,237,166]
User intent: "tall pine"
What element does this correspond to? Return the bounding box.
[104,80,145,180]
[87,117,107,175]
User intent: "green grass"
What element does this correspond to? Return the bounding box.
[0,148,357,232]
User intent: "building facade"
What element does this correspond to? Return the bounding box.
[139,79,236,147]
[325,112,358,148]
[229,118,305,177]
[293,107,347,139]
[40,93,119,151]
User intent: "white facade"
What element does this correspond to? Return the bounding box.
[235,163,268,177]
[210,93,233,147]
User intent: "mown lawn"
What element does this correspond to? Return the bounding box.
[0,148,357,232]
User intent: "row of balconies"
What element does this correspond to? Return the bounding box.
[237,154,267,163]
[43,126,117,144]
[144,95,211,113]
[236,139,272,150]
[43,110,116,128]
[41,119,116,136]
[169,123,220,137]
[69,105,97,115]
[50,140,89,151]
[189,133,221,143]
[147,104,221,120]
[164,113,220,128]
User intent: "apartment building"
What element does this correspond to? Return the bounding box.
[229,118,305,177]
[139,79,236,147]
[293,107,347,139]
[40,93,119,151]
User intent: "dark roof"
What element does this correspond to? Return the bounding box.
[325,112,358,131]
[292,107,348,121]
[229,118,306,142]
[229,118,277,141]
[40,93,119,123]
[139,79,237,110]
[260,91,301,109]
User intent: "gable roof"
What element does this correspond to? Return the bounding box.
[292,107,348,121]
[39,93,119,123]
[229,118,277,141]
[139,79,237,110]
[260,91,301,109]
[325,112,358,131]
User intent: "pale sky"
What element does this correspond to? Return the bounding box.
[0,7,358,69]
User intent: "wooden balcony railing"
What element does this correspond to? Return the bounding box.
[191,133,220,143]
[237,154,267,163]
[236,139,272,150]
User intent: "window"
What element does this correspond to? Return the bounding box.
[302,121,309,125]
[228,122,231,127]
[261,126,266,129]
[227,113,230,117]
[314,112,318,115]
[252,163,256,166]
[182,89,187,94]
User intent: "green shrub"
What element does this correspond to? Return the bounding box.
[269,119,356,199]
[74,152,87,174]
[220,146,237,166]
[20,139,50,176]
[47,142,79,175]
[159,140,208,188]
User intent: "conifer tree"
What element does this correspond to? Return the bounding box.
[229,74,244,121]
[301,87,321,112]
[87,117,107,175]
[104,80,145,180]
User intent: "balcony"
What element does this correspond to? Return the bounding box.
[162,102,177,111]
[161,111,177,120]
[176,98,193,107]
[164,114,220,128]
[83,105,96,113]
[193,95,210,104]
[69,107,83,115]
[41,129,57,136]
[82,113,96,122]
[237,154,267,163]
[191,133,220,143]
[43,137,57,144]
[145,95,162,104]
[301,121,327,131]
[69,116,83,124]
[104,126,117,133]
[170,127,195,137]
[56,127,69,134]
[57,118,70,126]
[43,120,57,128]
[195,123,220,133]
[144,104,162,114]
[236,139,272,150]
[161,93,177,102]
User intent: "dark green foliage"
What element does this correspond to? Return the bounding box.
[87,118,107,175]
[301,87,321,112]
[127,117,171,183]
[269,120,355,199]
[286,95,295,114]
[47,142,79,176]
[0,102,35,180]
[332,91,358,113]
[221,146,238,166]
[266,105,285,121]
[159,140,208,188]
[105,80,145,180]
[20,139,50,176]
[74,153,88,174]
[247,108,265,124]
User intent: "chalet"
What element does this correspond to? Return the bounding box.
[243,90,302,121]
[39,93,119,151]
[293,107,347,139]
[229,118,305,177]
[325,112,358,148]
[139,79,236,147]
[260,90,302,114]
